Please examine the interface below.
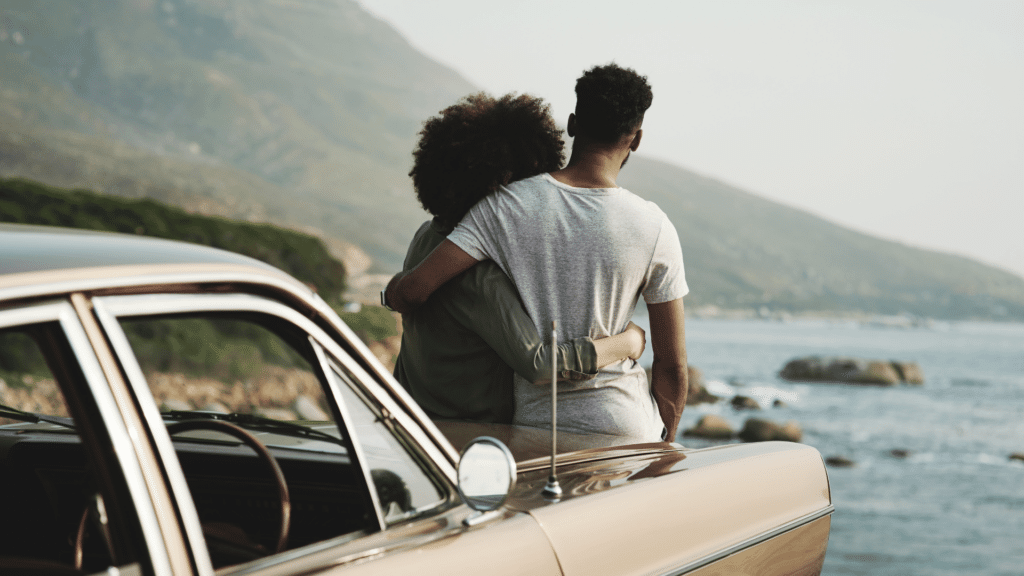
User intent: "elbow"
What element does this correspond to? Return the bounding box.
[652,357,688,381]
[387,272,427,313]
[521,346,562,384]
[521,357,550,385]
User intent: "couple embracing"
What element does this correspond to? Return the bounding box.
[385,64,688,443]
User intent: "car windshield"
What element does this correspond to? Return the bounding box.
[0,402,76,430]
[160,409,346,453]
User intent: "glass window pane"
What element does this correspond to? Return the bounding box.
[328,364,446,525]
[120,316,333,424]
[0,328,71,423]
[117,313,374,567]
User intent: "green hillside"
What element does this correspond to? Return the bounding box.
[0,0,469,262]
[0,178,347,303]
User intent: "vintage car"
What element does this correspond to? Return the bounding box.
[0,223,833,576]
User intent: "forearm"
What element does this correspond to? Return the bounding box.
[385,271,426,314]
[650,357,688,441]
[521,338,598,384]
[647,297,688,440]
[385,239,479,314]
[592,328,643,368]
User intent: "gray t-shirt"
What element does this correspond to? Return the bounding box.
[448,173,688,440]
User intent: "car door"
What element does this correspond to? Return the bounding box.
[93,292,563,576]
[0,300,178,575]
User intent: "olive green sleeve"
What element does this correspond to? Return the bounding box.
[443,263,598,384]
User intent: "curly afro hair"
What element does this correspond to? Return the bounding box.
[573,63,653,144]
[410,92,565,230]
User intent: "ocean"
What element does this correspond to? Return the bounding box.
[633,317,1024,576]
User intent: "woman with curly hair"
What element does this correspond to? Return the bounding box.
[392,92,645,424]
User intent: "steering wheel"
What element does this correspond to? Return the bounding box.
[166,420,291,555]
[73,420,291,569]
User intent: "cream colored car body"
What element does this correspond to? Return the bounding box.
[0,224,832,575]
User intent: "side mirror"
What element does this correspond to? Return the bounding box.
[457,437,516,524]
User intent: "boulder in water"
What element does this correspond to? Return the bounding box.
[779,356,924,386]
[683,414,734,439]
[686,366,720,405]
[825,455,856,468]
[738,417,802,443]
[730,395,761,410]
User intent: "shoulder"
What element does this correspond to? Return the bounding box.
[499,174,556,201]
[505,173,552,192]
[617,186,671,220]
[404,220,445,269]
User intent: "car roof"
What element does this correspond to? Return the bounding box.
[0,223,281,276]
[0,224,308,303]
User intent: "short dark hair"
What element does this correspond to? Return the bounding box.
[573,63,653,144]
[410,93,565,230]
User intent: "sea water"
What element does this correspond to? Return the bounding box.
[633,317,1024,576]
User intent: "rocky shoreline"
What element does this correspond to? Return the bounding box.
[779,356,924,386]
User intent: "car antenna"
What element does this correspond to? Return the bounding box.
[542,320,563,500]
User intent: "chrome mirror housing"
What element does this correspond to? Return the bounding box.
[457,437,516,522]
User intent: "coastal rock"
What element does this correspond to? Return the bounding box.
[731,395,761,410]
[647,366,718,405]
[892,362,924,385]
[1010,452,1024,463]
[738,417,802,443]
[779,356,924,386]
[825,456,855,468]
[683,414,734,439]
[889,449,911,459]
[686,366,719,405]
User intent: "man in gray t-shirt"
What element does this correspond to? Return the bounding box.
[386,63,690,441]
[446,173,686,439]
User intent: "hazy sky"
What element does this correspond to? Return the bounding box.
[357,0,1024,278]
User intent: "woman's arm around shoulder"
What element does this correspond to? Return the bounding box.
[385,239,479,313]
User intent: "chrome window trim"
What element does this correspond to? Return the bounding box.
[310,340,387,530]
[3,267,462,467]
[0,302,174,576]
[305,292,462,468]
[95,293,458,482]
[92,299,216,576]
[0,300,69,328]
[0,269,304,305]
[657,505,835,576]
[319,352,452,521]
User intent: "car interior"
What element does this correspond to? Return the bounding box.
[0,309,446,573]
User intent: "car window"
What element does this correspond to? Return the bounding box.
[327,361,447,525]
[116,312,379,568]
[120,315,333,424]
[0,327,71,424]
[0,319,148,574]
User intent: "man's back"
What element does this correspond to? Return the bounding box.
[448,173,687,439]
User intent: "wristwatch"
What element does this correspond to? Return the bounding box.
[380,288,395,311]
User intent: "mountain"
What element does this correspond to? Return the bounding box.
[619,158,1024,320]
[1,0,1022,320]
[0,0,471,262]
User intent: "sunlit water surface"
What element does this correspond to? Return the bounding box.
[632,317,1024,575]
